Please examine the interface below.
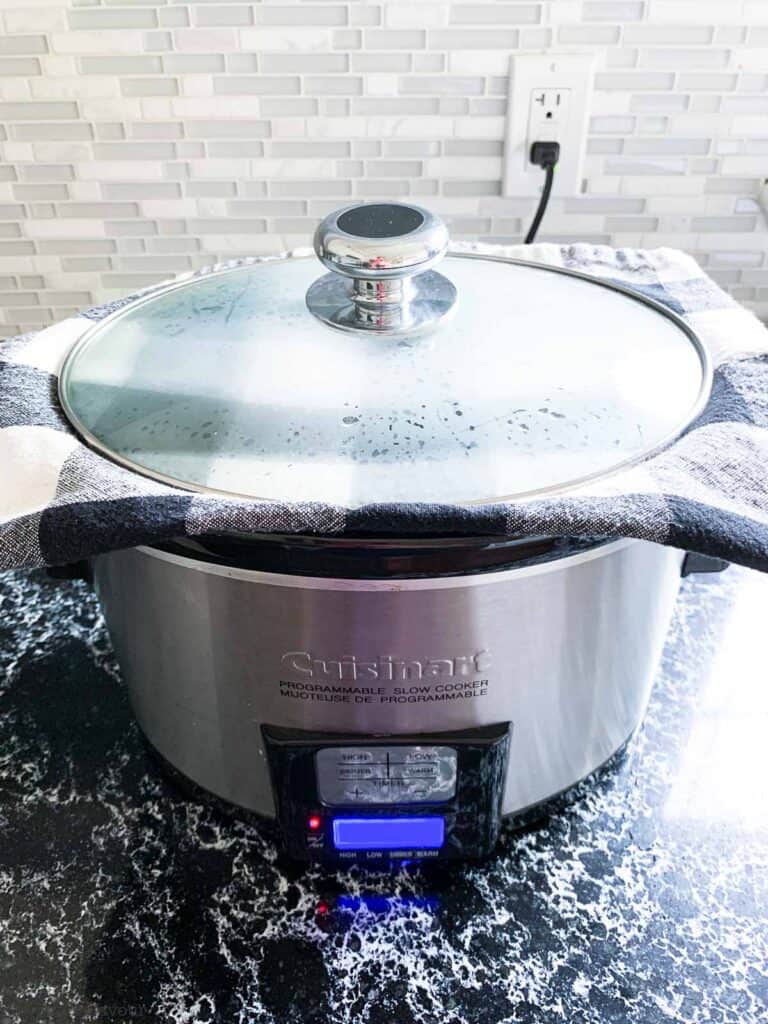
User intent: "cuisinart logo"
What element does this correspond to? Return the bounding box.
[280,650,491,682]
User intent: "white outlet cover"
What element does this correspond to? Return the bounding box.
[503,53,596,198]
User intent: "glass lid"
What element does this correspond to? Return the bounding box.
[59,203,710,507]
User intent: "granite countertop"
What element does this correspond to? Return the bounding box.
[0,565,766,1024]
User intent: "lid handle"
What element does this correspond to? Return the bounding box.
[306,202,457,336]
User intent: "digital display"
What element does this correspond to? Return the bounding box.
[332,816,445,851]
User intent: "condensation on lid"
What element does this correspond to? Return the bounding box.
[58,254,710,507]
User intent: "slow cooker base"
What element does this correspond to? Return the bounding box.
[96,537,682,864]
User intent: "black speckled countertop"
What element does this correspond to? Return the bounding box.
[0,566,766,1024]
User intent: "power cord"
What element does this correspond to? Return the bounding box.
[524,141,560,245]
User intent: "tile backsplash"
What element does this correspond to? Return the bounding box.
[1,0,767,337]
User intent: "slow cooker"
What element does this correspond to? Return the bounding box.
[57,202,715,866]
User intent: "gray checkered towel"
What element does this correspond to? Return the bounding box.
[1,242,767,572]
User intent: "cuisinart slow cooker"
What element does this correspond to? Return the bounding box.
[57,203,715,866]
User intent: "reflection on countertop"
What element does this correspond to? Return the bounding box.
[0,565,766,1024]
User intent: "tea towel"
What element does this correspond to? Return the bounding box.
[1,243,767,572]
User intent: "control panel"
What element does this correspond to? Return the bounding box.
[263,723,510,865]
[315,745,458,805]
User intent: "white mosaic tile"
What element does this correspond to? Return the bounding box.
[0,0,765,335]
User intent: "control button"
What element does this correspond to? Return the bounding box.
[337,750,373,764]
[400,764,438,778]
[338,765,374,780]
[343,786,375,801]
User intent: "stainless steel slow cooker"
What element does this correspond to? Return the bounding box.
[57,203,714,865]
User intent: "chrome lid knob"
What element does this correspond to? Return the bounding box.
[314,203,449,279]
[306,202,457,336]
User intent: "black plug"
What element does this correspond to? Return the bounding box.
[523,141,560,244]
[530,140,560,169]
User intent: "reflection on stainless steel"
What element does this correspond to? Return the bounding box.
[306,202,457,335]
[306,267,457,335]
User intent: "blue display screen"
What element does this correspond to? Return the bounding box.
[332,817,445,851]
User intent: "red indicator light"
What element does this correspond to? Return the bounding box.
[308,815,322,831]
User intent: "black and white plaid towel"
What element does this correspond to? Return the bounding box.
[2,243,767,573]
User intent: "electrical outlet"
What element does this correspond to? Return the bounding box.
[529,89,571,143]
[503,54,595,197]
